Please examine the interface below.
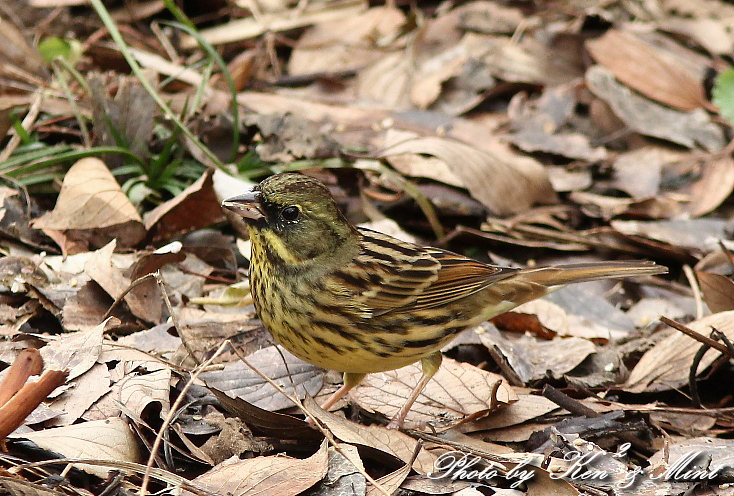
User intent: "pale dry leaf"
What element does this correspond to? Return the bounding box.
[199,346,324,411]
[380,129,556,215]
[586,29,707,110]
[117,368,172,419]
[695,271,734,314]
[357,51,413,110]
[478,327,596,383]
[611,147,684,200]
[625,311,734,393]
[47,363,111,427]
[31,157,145,245]
[611,218,729,253]
[303,396,437,474]
[585,66,724,151]
[352,357,517,427]
[10,417,142,478]
[183,439,329,496]
[181,0,367,48]
[41,319,107,380]
[659,18,734,55]
[289,6,406,75]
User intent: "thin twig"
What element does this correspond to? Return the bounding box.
[139,340,231,496]
[660,316,734,359]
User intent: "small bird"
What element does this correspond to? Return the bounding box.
[223,173,667,428]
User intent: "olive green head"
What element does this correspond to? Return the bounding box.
[222,173,357,265]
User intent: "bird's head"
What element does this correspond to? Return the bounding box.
[222,173,358,266]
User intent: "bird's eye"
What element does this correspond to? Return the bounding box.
[280,205,300,221]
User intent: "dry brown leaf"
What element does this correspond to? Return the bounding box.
[84,241,162,324]
[365,460,411,496]
[459,393,559,434]
[357,52,413,110]
[586,29,707,111]
[625,311,734,393]
[585,66,723,151]
[679,155,734,217]
[144,169,226,243]
[695,271,734,313]
[380,129,556,216]
[184,439,328,496]
[0,18,48,80]
[506,87,607,162]
[9,417,142,478]
[659,18,734,55]
[303,396,437,474]
[352,357,517,427]
[31,158,146,250]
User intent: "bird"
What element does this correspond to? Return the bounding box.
[222,172,667,428]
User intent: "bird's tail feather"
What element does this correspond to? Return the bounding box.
[517,261,667,287]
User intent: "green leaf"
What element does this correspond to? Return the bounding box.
[713,68,734,124]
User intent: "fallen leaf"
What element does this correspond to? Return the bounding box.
[380,129,557,216]
[586,66,724,151]
[144,169,226,244]
[199,346,325,411]
[695,271,734,313]
[478,327,596,383]
[30,157,146,252]
[183,439,329,496]
[586,29,708,110]
[625,311,734,393]
[9,417,142,477]
[352,357,517,427]
[303,396,438,473]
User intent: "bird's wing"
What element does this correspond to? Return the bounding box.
[332,228,517,315]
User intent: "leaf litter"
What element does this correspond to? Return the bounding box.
[3,1,734,495]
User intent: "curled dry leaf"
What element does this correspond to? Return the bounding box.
[144,169,226,244]
[352,357,517,428]
[31,158,146,251]
[625,311,734,393]
[380,129,557,216]
[183,439,329,496]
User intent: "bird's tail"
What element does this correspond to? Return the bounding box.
[517,260,667,287]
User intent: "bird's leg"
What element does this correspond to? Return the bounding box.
[387,352,442,429]
[318,372,366,412]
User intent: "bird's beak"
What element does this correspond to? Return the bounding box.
[222,190,265,221]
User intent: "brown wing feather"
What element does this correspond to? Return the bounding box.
[333,228,517,315]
